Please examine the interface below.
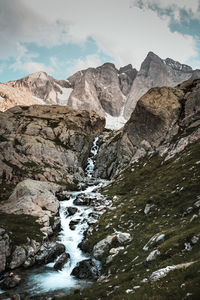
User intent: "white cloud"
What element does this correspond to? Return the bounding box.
[132,0,200,20]
[68,54,102,74]
[0,0,199,72]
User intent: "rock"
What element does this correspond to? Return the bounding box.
[124,51,195,120]
[191,235,199,244]
[65,206,79,216]
[95,79,200,179]
[1,274,21,289]
[56,191,71,201]
[10,246,26,269]
[93,232,130,259]
[53,253,70,270]
[35,242,65,264]
[71,259,100,280]
[144,203,154,215]
[0,179,60,237]
[0,228,10,273]
[194,199,200,208]
[0,105,105,186]
[146,249,161,262]
[69,219,81,230]
[93,235,117,259]
[73,194,92,206]
[116,232,131,243]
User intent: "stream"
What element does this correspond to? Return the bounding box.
[0,137,109,298]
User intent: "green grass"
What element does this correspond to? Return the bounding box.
[0,212,43,244]
[57,141,200,300]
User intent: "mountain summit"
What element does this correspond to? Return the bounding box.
[5,51,200,129]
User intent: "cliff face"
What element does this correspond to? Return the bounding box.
[95,79,200,178]
[0,105,105,187]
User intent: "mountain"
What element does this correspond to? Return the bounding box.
[123,51,196,119]
[0,83,40,111]
[5,52,200,130]
[8,71,73,105]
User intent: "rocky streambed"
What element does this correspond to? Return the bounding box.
[0,137,111,298]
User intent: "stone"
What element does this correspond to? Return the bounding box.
[93,235,117,259]
[71,259,100,280]
[0,105,105,187]
[65,206,79,216]
[10,246,26,270]
[146,249,161,262]
[73,194,92,206]
[144,203,154,215]
[116,232,131,243]
[69,219,81,230]
[0,179,60,238]
[53,253,70,271]
[35,242,65,264]
[1,274,21,289]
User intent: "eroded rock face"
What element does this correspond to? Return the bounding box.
[95,79,200,178]
[124,51,199,120]
[0,105,105,186]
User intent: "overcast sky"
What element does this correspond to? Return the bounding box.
[0,0,200,82]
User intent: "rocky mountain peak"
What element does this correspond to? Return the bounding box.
[164,58,192,72]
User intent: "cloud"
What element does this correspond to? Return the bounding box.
[0,0,199,73]
[67,54,102,74]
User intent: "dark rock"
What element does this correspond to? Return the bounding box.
[78,240,90,253]
[35,242,65,265]
[73,194,91,206]
[1,273,21,289]
[71,259,100,280]
[69,219,81,230]
[56,191,71,201]
[65,206,79,216]
[53,253,70,271]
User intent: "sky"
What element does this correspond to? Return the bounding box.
[0,0,200,82]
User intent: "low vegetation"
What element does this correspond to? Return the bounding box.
[58,141,200,299]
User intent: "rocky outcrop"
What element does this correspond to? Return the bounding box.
[0,105,105,186]
[124,51,199,120]
[8,71,73,105]
[95,79,200,178]
[0,83,40,112]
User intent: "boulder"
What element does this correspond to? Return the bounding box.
[65,207,79,217]
[0,179,60,238]
[35,242,65,264]
[53,253,70,271]
[10,246,26,270]
[71,259,100,280]
[1,274,21,289]
[73,194,91,206]
[69,219,81,230]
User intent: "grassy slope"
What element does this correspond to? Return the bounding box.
[58,141,200,300]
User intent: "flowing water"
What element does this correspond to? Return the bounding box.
[0,137,108,297]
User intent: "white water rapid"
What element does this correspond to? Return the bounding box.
[2,136,107,297]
